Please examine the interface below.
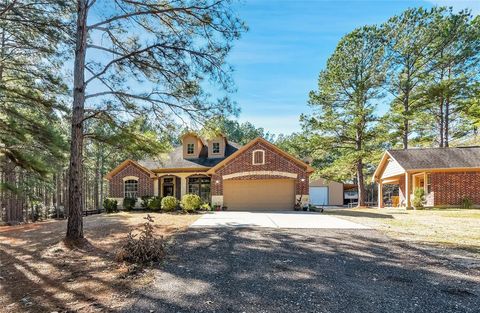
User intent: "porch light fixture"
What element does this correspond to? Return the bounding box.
[300,178,305,182]
[215,180,220,184]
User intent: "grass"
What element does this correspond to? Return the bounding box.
[324,207,480,254]
[0,212,200,313]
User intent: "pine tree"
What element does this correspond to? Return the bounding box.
[0,0,70,223]
[65,0,246,239]
[305,26,386,207]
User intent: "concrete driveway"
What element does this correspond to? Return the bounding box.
[191,211,369,229]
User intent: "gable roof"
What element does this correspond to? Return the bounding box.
[138,141,241,171]
[207,137,315,174]
[387,147,480,170]
[373,147,480,181]
[104,159,155,180]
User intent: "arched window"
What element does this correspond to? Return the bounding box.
[124,179,138,198]
[252,150,265,165]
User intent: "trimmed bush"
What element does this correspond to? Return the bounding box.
[161,196,178,212]
[200,203,212,211]
[104,198,118,213]
[461,196,473,209]
[123,197,136,211]
[412,188,426,209]
[141,196,153,209]
[148,196,162,211]
[181,194,202,213]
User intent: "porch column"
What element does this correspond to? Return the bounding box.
[378,180,383,208]
[405,172,410,208]
[180,176,187,197]
[153,177,159,196]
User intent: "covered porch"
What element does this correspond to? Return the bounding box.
[377,172,433,208]
[156,173,212,203]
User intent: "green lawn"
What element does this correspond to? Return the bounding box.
[324,207,480,254]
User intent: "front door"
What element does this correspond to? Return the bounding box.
[163,184,174,197]
[162,177,175,197]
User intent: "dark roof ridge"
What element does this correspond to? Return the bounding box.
[388,146,480,152]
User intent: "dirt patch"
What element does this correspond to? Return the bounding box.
[0,212,200,312]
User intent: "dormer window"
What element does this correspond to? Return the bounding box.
[212,142,220,154]
[187,143,194,155]
[252,150,265,165]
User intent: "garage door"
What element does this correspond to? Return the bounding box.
[310,187,329,205]
[223,179,295,211]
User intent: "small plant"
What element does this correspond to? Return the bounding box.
[213,204,221,211]
[104,198,118,213]
[200,203,211,211]
[123,197,136,211]
[141,196,152,209]
[161,196,178,212]
[412,188,426,209]
[116,214,165,264]
[148,196,162,211]
[461,196,473,209]
[181,194,202,213]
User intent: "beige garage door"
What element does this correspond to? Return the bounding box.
[223,179,295,211]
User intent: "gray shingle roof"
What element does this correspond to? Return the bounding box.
[388,147,480,170]
[138,141,241,170]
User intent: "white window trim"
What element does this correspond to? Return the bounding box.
[252,149,265,165]
[187,143,195,155]
[123,178,139,198]
[212,141,221,154]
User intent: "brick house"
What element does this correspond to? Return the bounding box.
[372,147,480,208]
[105,134,314,210]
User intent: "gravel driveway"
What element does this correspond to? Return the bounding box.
[125,228,480,313]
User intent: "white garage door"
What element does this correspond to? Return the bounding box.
[310,187,329,205]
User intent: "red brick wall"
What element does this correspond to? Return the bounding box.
[431,171,480,206]
[212,142,309,195]
[109,163,154,198]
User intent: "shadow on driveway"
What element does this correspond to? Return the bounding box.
[125,228,480,313]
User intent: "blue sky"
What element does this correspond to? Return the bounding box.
[226,0,480,135]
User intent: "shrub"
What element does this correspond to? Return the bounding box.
[412,188,426,209]
[116,214,165,264]
[200,203,211,211]
[181,194,202,213]
[141,196,153,209]
[461,196,473,209]
[123,197,136,211]
[104,198,118,213]
[161,196,178,212]
[148,196,162,211]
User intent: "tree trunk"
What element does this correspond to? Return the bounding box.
[66,0,88,240]
[5,159,21,224]
[94,153,100,210]
[444,97,450,147]
[444,67,451,148]
[356,159,366,207]
[439,95,444,147]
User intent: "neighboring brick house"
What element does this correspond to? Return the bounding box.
[105,134,314,210]
[372,147,480,208]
